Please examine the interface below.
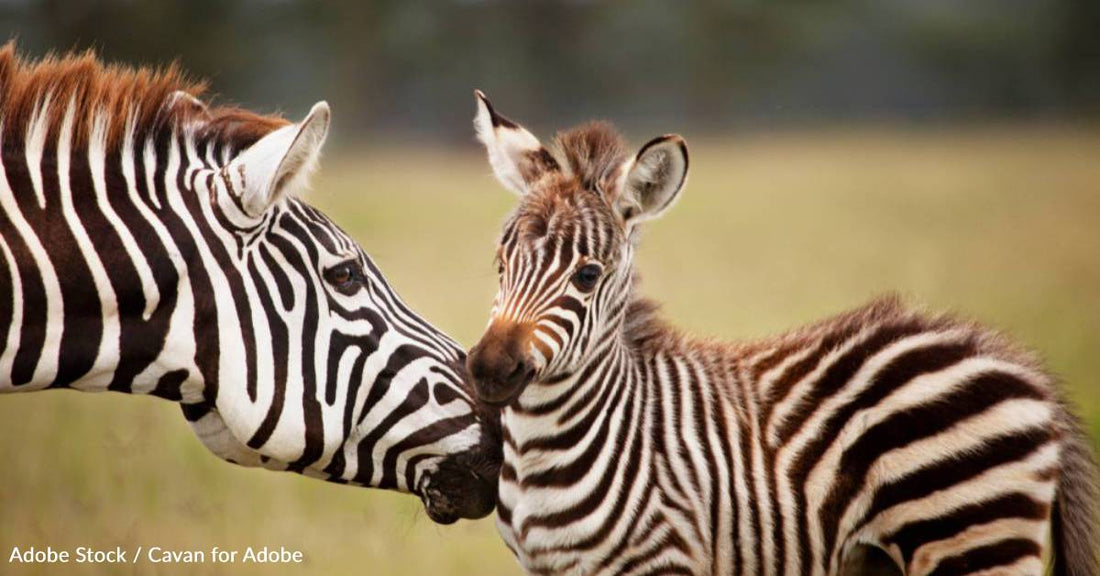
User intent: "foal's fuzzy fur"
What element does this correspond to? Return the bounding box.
[470,92,1098,576]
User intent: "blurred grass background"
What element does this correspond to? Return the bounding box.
[1,124,1098,574]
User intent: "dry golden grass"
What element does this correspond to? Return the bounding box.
[1,125,1098,575]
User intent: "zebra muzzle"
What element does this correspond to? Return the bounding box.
[420,455,499,524]
[467,325,537,406]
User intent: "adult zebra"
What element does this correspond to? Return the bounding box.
[466,91,1099,575]
[0,46,500,525]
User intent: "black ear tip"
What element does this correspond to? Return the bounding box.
[672,136,688,166]
[667,135,688,161]
[473,93,520,130]
[474,90,494,114]
[638,134,689,161]
[663,134,687,153]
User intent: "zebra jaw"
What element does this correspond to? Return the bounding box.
[419,456,500,524]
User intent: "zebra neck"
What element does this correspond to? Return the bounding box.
[509,338,638,447]
[0,135,224,399]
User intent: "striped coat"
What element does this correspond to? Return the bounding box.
[0,46,499,524]
[465,91,1098,575]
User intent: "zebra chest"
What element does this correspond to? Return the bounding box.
[496,449,708,575]
[495,454,609,574]
[497,468,577,571]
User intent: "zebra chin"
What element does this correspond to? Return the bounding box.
[419,447,501,524]
[416,385,504,525]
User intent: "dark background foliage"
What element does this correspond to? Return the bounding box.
[4,0,1097,141]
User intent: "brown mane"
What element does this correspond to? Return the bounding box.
[550,121,628,192]
[0,43,288,151]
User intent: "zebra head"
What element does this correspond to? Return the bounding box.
[0,48,499,524]
[203,106,501,523]
[466,91,688,406]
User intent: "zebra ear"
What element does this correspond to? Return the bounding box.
[230,101,330,218]
[615,135,688,226]
[474,90,558,196]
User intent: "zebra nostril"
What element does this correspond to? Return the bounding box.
[467,346,499,383]
[506,359,527,384]
[505,356,538,389]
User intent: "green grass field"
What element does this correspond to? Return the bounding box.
[1,126,1098,575]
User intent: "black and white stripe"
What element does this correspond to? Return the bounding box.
[0,50,499,524]
[467,93,1098,575]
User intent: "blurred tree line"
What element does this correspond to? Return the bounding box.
[1,0,1097,143]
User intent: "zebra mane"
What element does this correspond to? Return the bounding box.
[0,43,287,152]
[620,273,680,352]
[626,291,1042,375]
[550,121,628,192]
[622,293,672,351]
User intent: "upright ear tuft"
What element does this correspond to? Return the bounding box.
[615,134,688,226]
[228,101,331,218]
[474,90,558,195]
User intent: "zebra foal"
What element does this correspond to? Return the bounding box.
[465,91,1098,576]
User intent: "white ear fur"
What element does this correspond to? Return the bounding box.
[616,135,688,226]
[474,90,550,195]
[228,101,331,218]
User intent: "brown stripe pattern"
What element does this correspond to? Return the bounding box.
[469,115,1098,574]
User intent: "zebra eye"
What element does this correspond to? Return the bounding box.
[325,261,360,289]
[572,264,602,293]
